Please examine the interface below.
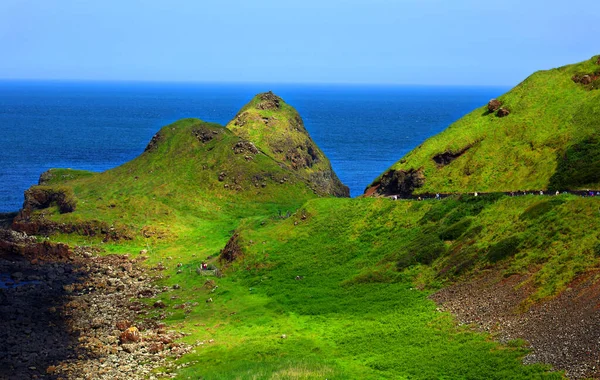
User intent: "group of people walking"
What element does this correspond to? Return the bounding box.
[388,189,600,201]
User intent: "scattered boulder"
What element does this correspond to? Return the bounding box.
[581,75,592,85]
[496,108,511,118]
[153,300,166,309]
[192,127,221,143]
[233,141,259,155]
[119,326,141,343]
[115,320,131,331]
[487,99,502,113]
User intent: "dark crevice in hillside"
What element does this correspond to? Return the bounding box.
[433,142,478,167]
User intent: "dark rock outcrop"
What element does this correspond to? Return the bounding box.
[144,132,163,152]
[496,108,510,118]
[232,141,259,155]
[367,168,425,197]
[21,186,77,214]
[220,233,242,264]
[487,99,502,113]
[193,127,222,144]
[581,75,592,85]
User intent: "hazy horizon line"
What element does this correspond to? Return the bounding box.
[0,77,512,88]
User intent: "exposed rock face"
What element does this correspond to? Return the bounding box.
[144,132,163,152]
[487,99,502,113]
[21,186,77,214]
[255,91,281,110]
[193,127,222,144]
[596,56,600,65]
[227,92,349,197]
[496,108,510,117]
[367,168,425,197]
[220,233,242,264]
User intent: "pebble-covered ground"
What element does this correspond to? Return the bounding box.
[432,270,600,379]
[0,230,195,380]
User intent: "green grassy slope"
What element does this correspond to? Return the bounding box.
[153,194,600,379]
[226,92,349,197]
[367,55,600,196]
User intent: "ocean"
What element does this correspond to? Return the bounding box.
[0,81,508,212]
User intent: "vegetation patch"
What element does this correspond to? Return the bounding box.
[519,199,564,220]
[487,236,522,263]
[438,218,472,241]
[548,137,600,190]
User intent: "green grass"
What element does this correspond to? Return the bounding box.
[369,55,600,194]
[154,196,586,379]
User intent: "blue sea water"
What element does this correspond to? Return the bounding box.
[0,81,508,212]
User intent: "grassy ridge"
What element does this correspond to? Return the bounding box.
[369,56,600,194]
[24,118,317,238]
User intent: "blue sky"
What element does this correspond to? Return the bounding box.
[0,0,598,85]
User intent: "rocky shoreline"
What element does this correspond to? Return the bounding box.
[0,230,194,380]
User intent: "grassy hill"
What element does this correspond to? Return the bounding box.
[226,92,349,197]
[12,118,319,241]
[366,55,600,196]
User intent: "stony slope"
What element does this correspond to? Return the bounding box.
[366,55,600,197]
[226,92,349,197]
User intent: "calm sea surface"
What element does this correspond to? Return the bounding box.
[0,81,508,212]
